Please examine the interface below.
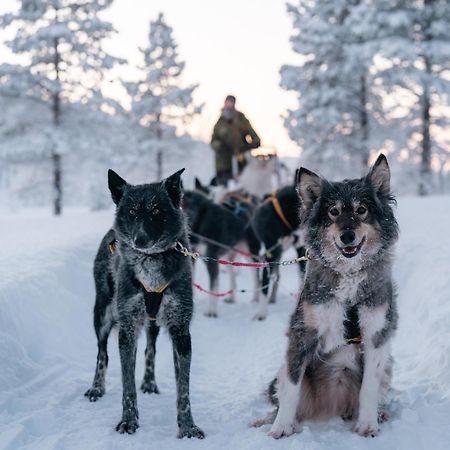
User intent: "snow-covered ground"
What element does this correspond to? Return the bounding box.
[1,196,449,450]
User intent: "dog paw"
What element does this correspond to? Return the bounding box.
[140,381,160,394]
[84,386,105,402]
[378,410,389,423]
[116,418,139,434]
[353,420,380,437]
[268,421,299,439]
[253,312,267,321]
[204,311,218,318]
[250,418,270,428]
[177,424,205,439]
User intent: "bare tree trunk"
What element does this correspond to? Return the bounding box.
[359,74,369,169]
[419,0,433,196]
[419,58,432,196]
[52,152,62,215]
[52,36,63,215]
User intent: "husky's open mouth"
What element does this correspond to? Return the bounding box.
[336,236,366,258]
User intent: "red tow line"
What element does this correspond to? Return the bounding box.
[193,283,234,298]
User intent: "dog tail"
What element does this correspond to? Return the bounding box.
[266,377,278,406]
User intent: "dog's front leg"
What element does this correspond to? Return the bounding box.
[354,304,391,437]
[170,328,205,439]
[253,265,272,320]
[116,318,139,434]
[251,265,260,303]
[141,321,160,394]
[205,259,219,317]
[269,330,316,438]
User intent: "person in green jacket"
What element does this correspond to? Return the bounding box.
[210,95,261,186]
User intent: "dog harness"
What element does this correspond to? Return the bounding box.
[269,191,293,230]
[344,303,362,345]
[142,282,170,321]
[222,192,254,224]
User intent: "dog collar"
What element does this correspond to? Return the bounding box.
[108,239,178,256]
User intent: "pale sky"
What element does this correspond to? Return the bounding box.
[0,0,300,157]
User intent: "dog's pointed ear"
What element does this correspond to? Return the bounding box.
[296,167,322,208]
[368,154,390,197]
[108,169,127,205]
[164,168,185,208]
[194,177,203,191]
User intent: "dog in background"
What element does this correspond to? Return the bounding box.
[183,188,261,317]
[85,169,204,439]
[253,154,399,438]
[252,185,307,320]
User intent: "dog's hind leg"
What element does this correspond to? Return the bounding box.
[204,259,219,317]
[170,327,205,439]
[223,264,236,304]
[141,321,160,394]
[250,409,277,428]
[85,302,113,402]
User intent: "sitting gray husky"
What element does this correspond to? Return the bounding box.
[84,168,204,439]
[253,154,399,439]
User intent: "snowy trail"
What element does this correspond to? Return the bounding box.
[1,198,450,450]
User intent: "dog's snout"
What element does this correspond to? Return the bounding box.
[340,230,356,245]
[133,231,148,248]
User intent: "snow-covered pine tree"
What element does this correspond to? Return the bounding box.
[0,0,124,214]
[281,0,380,178]
[411,0,450,195]
[372,0,450,195]
[126,13,203,181]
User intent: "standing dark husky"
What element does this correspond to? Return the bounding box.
[254,155,399,439]
[84,169,204,439]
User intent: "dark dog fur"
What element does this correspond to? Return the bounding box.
[183,189,261,317]
[251,185,307,320]
[255,155,399,439]
[85,169,204,439]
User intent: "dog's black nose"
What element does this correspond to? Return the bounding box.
[340,230,356,245]
[134,231,148,248]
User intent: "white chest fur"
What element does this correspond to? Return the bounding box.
[305,272,366,354]
[334,271,367,305]
[312,302,346,353]
[135,261,167,292]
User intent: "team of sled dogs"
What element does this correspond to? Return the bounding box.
[85,154,399,440]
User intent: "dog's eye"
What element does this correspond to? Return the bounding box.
[329,207,339,217]
[129,209,136,216]
[356,206,367,215]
